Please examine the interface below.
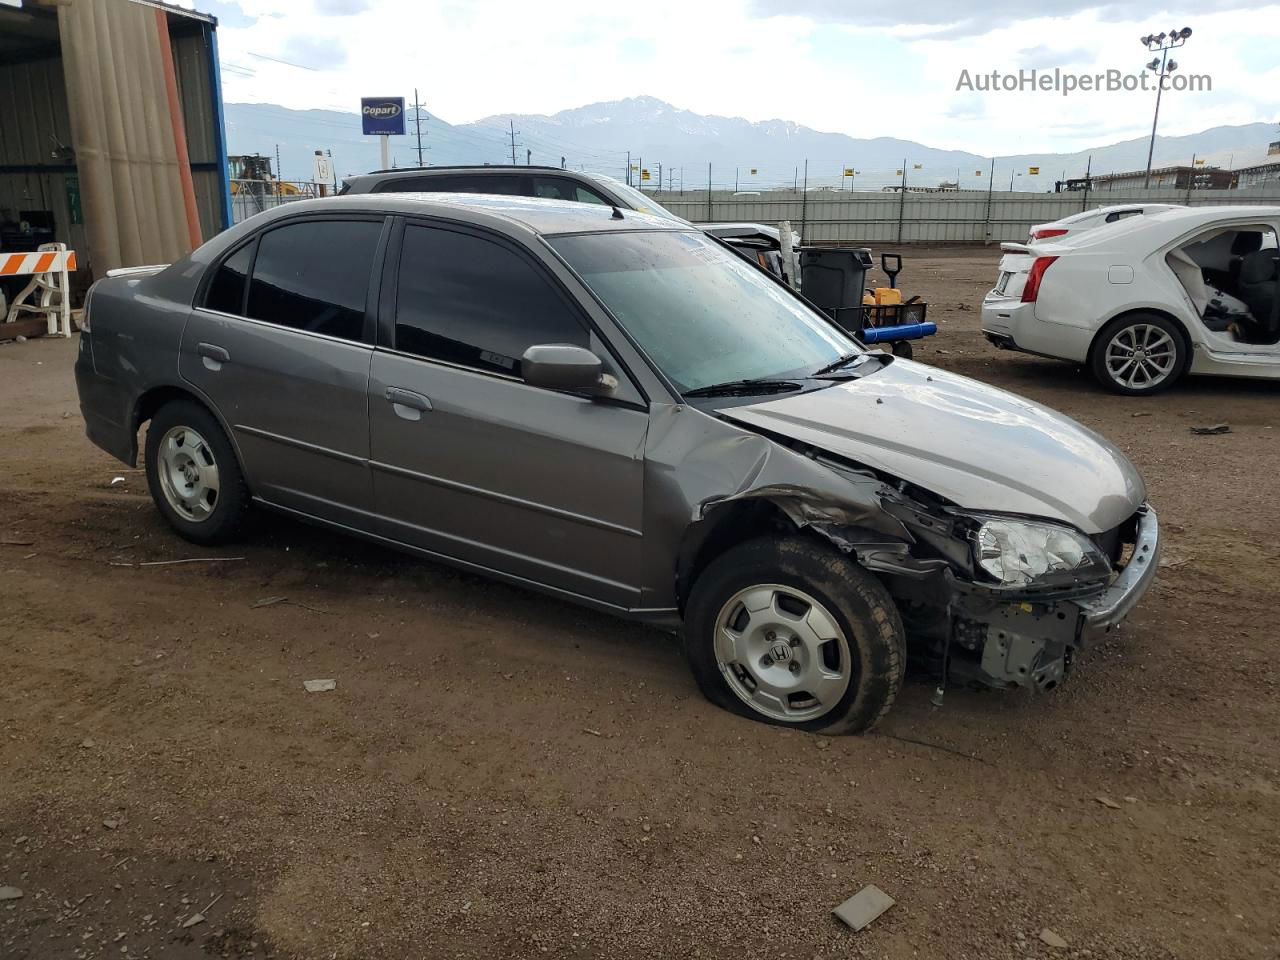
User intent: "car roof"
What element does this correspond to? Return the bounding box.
[1044,204,1280,251]
[364,164,568,175]
[343,165,600,192]
[244,192,691,238]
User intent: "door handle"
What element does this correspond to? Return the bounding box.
[385,386,432,420]
[197,342,229,371]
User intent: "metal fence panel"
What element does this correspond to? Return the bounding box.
[651,187,1280,245]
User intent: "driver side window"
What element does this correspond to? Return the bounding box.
[393,224,591,379]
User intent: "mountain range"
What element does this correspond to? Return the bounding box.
[225,95,1278,191]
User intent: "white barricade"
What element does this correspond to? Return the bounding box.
[2,243,77,337]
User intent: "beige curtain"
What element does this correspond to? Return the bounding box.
[57,0,195,273]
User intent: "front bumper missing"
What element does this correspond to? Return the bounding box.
[952,506,1160,691]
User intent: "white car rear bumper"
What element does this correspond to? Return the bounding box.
[981,294,1093,363]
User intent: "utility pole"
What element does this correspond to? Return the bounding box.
[1081,154,1092,211]
[707,162,712,221]
[625,150,631,185]
[658,162,662,192]
[983,157,995,243]
[508,120,519,165]
[561,155,566,169]
[638,156,643,192]
[1186,152,1197,203]
[735,167,739,192]
[897,157,907,244]
[526,147,531,166]
[412,88,426,167]
[800,159,808,240]
[1140,27,1192,188]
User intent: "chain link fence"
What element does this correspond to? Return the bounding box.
[230,180,331,224]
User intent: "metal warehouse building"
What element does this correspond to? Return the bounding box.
[0,0,231,298]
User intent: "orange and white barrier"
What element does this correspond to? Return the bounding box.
[3,243,77,337]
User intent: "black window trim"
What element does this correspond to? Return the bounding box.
[374,171,532,196]
[377,213,648,407]
[195,213,391,346]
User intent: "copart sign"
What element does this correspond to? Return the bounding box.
[361,97,406,136]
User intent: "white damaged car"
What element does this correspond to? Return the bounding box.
[983,205,1280,394]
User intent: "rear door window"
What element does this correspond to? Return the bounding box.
[392,223,589,378]
[244,219,382,341]
[204,241,253,315]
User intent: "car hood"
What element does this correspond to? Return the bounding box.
[720,359,1145,534]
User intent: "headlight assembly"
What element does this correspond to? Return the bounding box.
[972,517,1111,587]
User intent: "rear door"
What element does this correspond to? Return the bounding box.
[180,215,388,528]
[367,219,649,608]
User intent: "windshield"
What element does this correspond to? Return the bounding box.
[587,174,689,224]
[550,230,858,392]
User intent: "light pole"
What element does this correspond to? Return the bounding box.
[1141,27,1192,189]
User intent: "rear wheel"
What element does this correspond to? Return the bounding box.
[891,340,914,359]
[1090,313,1186,395]
[144,400,249,544]
[683,537,905,734]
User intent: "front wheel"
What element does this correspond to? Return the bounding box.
[1089,314,1186,395]
[683,538,905,734]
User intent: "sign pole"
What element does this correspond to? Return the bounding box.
[362,96,406,169]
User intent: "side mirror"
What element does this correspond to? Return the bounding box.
[520,344,614,396]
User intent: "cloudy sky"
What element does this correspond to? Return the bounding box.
[199,0,1279,155]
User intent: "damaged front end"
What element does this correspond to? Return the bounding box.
[694,441,1160,693]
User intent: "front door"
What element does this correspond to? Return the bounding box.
[367,220,649,609]
[180,216,387,528]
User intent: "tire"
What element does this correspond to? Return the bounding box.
[144,399,250,545]
[891,340,914,360]
[1089,313,1186,396]
[683,537,905,734]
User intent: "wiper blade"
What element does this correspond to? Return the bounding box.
[683,378,802,398]
[810,353,866,376]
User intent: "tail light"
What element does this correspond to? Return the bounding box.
[1021,256,1059,303]
[80,282,96,332]
[1031,228,1068,240]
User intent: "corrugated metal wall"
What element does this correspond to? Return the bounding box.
[2,15,227,283]
[652,187,1280,245]
[171,28,222,240]
[0,56,89,263]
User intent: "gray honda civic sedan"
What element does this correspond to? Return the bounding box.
[75,194,1160,733]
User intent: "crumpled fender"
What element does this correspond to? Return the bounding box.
[640,403,925,610]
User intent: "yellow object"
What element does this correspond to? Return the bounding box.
[862,291,875,305]
[1029,166,1041,175]
[874,288,903,306]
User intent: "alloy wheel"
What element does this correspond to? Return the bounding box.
[712,583,852,722]
[1104,323,1178,390]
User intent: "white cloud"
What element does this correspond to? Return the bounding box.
[205,0,1280,156]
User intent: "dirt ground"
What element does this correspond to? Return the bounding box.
[2,247,1277,960]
